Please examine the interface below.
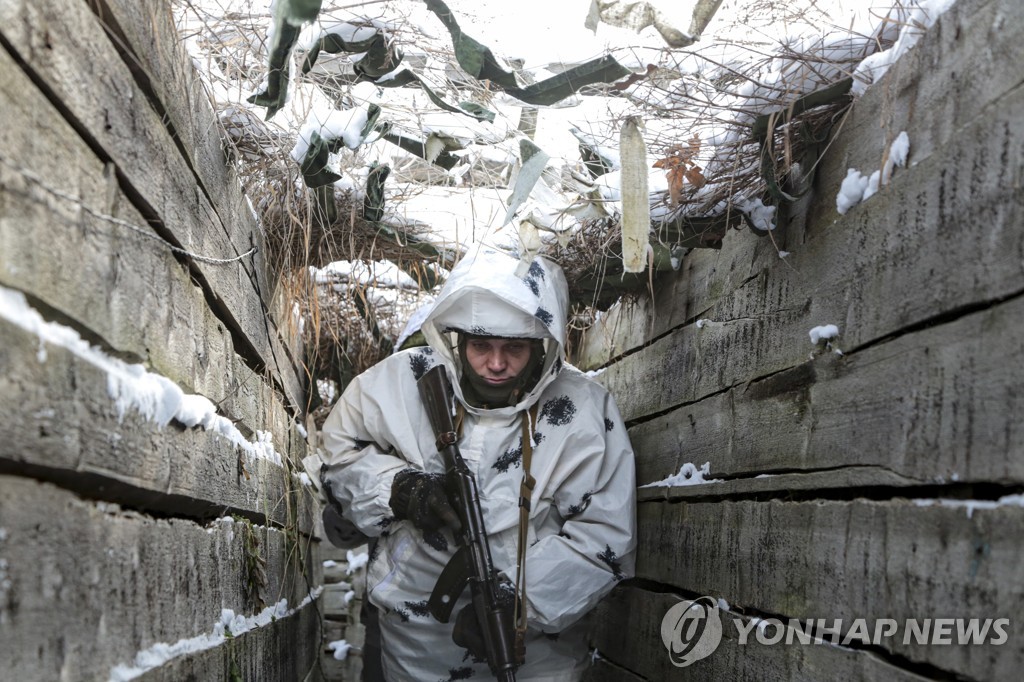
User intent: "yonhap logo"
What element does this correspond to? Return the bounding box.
[660,596,723,666]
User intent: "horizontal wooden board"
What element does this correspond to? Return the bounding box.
[582,657,646,681]
[574,212,785,372]
[576,0,1024,371]
[599,72,1024,424]
[0,0,304,411]
[90,0,310,371]
[637,497,1024,680]
[637,468,924,503]
[0,45,299,449]
[0,319,316,533]
[93,0,256,252]
[134,600,322,682]
[807,0,1024,235]
[628,292,1024,487]
[590,585,934,682]
[0,476,321,682]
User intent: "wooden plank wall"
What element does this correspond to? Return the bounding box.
[578,0,1024,679]
[0,0,323,680]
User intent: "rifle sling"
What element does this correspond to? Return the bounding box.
[515,403,539,663]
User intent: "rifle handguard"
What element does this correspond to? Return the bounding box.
[417,365,519,681]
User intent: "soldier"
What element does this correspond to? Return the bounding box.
[321,249,636,680]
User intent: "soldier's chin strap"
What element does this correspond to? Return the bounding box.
[514,403,539,664]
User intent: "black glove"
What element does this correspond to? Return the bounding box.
[389,469,462,533]
[452,577,519,663]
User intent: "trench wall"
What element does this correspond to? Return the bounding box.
[577,0,1024,679]
[0,1,324,679]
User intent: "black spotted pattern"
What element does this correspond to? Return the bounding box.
[540,396,576,426]
[423,529,450,553]
[550,357,563,375]
[440,666,475,681]
[566,491,594,519]
[404,600,432,619]
[409,349,434,380]
[597,545,626,581]
[352,438,373,450]
[534,307,553,326]
[492,430,545,473]
[519,260,546,297]
[604,418,615,431]
[493,441,522,473]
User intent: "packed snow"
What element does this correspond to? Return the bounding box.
[835,131,911,215]
[913,494,1024,520]
[345,549,369,575]
[108,588,323,681]
[327,639,353,661]
[641,461,718,488]
[0,286,283,466]
[808,324,840,344]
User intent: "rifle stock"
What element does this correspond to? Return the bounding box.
[417,365,518,682]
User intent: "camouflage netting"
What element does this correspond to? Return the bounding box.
[174,0,913,392]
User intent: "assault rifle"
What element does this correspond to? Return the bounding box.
[417,365,519,682]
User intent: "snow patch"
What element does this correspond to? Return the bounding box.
[913,494,1024,520]
[808,324,839,344]
[346,549,369,575]
[108,588,323,680]
[641,461,718,488]
[327,639,353,661]
[0,286,282,466]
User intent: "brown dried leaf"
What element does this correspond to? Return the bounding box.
[684,165,706,188]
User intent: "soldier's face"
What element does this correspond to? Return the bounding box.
[464,338,532,383]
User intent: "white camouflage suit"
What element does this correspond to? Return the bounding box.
[321,250,637,681]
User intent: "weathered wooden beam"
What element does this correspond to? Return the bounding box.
[0,320,317,533]
[636,468,926,503]
[133,600,322,681]
[89,0,310,372]
[582,656,646,681]
[0,476,322,682]
[807,0,1024,233]
[598,73,1024,423]
[576,0,1024,371]
[86,0,255,248]
[637,498,1024,680]
[590,584,935,681]
[628,293,1024,488]
[0,44,297,449]
[0,0,305,412]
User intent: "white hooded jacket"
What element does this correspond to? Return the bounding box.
[321,250,637,681]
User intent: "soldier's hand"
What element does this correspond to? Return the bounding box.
[389,469,462,533]
[451,577,518,663]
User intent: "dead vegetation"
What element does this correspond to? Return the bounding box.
[172,0,906,397]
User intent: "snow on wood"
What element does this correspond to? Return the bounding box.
[0,477,321,681]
